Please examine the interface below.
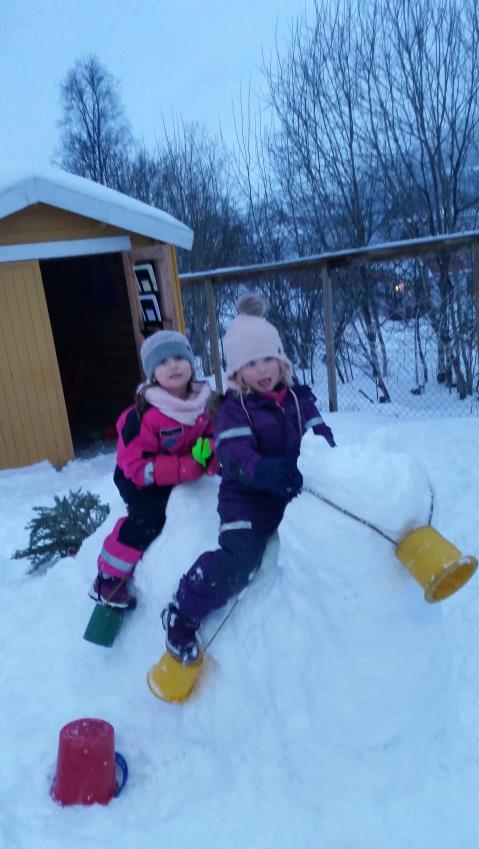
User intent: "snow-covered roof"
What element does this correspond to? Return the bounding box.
[0,165,194,250]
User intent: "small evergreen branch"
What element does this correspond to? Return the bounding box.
[13,488,110,572]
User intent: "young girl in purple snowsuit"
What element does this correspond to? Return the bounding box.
[89,329,216,610]
[163,295,335,664]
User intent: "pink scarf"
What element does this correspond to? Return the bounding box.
[144,380,212,425]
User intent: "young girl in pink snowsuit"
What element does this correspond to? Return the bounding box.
[89,330,216,610]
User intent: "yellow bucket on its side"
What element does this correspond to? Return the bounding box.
[396,525,477,602]
[147,651,204,703]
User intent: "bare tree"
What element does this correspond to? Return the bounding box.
[220,89,320,381]
[263,0,391,399]
[57,55,133,187]
[363,0,479,395]
[125,122,249,374]
[256,0,479,400]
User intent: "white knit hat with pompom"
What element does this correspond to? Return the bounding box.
[223,293,293,388]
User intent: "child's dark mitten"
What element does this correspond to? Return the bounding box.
[286,468,303,498]
[317,423,336,447]
[254,458,303,498]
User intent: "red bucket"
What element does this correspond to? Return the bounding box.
[51,718,127,806]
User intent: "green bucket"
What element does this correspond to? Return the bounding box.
[83,604,125,647]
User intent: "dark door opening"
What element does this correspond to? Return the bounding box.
[41,253,141,449]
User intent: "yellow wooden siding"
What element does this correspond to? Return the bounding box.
[0,261,74,469]
[0,203,157,248]
[168,245,186,332]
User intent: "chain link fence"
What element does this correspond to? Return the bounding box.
[181,242,479,419]
[316,255,479,418]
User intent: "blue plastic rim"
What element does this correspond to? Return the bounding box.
[114,752,128,796]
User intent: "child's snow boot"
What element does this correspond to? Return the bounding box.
[88,573,137,610]
[162,603,200,665]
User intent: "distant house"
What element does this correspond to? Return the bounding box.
[0,167,193,470]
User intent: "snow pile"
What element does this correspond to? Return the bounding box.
[1,414,478,848]
[288,438,449,754]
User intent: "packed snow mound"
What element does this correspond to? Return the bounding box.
[1,416,478,849]
[299,429,433,540]
[288,438,448,751]
[140,433,449,772]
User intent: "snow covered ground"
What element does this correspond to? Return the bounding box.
[1,412,479,849]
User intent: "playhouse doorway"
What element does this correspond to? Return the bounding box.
[40,252,141,449]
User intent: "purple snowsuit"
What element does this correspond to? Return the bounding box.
[175,383,327,624]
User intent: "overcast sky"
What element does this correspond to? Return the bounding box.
[1,0,307,171]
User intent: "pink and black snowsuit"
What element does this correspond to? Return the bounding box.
[98,381,216,579]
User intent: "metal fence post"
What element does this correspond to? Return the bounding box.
[204,278,224,393]
[321,266,338,412]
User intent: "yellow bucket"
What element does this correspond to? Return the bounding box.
[146,651,204,703]
[395,525,477,603]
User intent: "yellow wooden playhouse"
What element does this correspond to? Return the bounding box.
[0,167,193,470]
